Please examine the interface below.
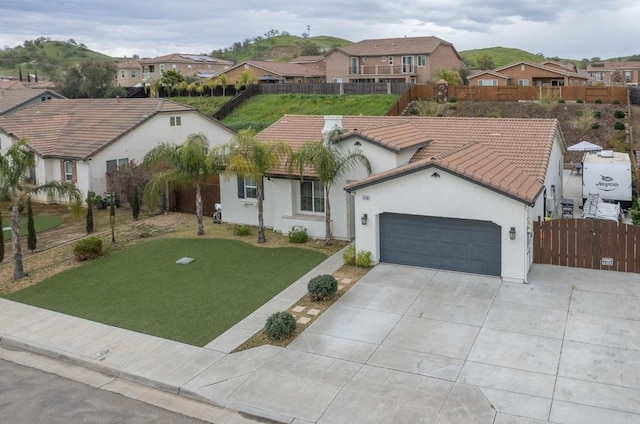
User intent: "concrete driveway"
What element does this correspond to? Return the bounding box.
[186,263,640,423]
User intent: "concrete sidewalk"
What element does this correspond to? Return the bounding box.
[2,251,640,423]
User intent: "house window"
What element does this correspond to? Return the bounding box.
[172,64,177,70]
[160,64,166,73]
[518,79,529,86]
[478,79,498,86]
[417,55,426,67]
[148,65,155,73]
[333,78,343,83]
[550,80,564,86]
[388,56,394,65]
[624,71,632,81]
[106,158,129,174]
[595,72,604,81]
[170,116,182,126]
[187,65,192,70]
[300,181,324,213]
[237,176,258,199]
[381,56,386,62]
[120,70,125,78]
[131,70,136,78]
[63,160,74,181]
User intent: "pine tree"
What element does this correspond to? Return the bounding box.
[34,68,38,83]
[27,197,37,252]
[0,210,4,263]
[18,66,23,82]
[132,186,140,220]
[86,191,94,233]
[27,70,31,83]
[109,193,116,243]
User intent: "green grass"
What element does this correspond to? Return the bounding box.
[221,94,399,131]
[7,238,327,346]
[170,96,231,116]
[459,47,580,69]
[2,215,64,239]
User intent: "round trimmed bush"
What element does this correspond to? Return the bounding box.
[614,110,625,119]
[73,237,103,261]
[264,311,296,340]
[614,121,625,131]
[288,225,309,243]
[308,274,338,300]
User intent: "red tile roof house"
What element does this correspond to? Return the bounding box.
[220,115,566,283]
[0,88,64,115]
[0,98,236,204]
[324,36,465,84]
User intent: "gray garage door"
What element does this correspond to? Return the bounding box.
[379,213,501,276]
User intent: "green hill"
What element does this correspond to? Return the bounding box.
[459,46,580,69]
[211,34,351,63]
[0,38,114,79]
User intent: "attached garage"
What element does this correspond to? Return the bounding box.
[379,213,502,276]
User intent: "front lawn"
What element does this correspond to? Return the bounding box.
[2,215,64,239]
[7,238,327,346]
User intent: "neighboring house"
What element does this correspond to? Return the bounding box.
[587,61,640,86]
[468,61,588,86]
[213,61,326,84]
[289,55,326,73]
[116,54,234,87]
[0,88,64,116]
[325,36,464,84]
[220,115,566,282]
[0,98,236,203]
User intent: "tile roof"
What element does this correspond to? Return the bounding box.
[0,98,196,159]
[0,81,27,90]
[587,61,640,71]
[258,115,562,203]
[494,61,586,79]
[0,89,63,115]
[226,61,325,78]
[467,70,511,80]
[140,53,233,65]
[289,55,325,63]
[340,36,456,56]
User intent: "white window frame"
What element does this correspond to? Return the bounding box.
[517,79,529,86]
[381,56,386,62]
[595,72,604,81]
[300,180,324,213]
[624,70,632,81]
[244,176,258,199]
[159,63,166,73]
[332,78,343,83]
[417,55,426,67]
[131,70,136,78]
[64,160,73,181]
[120,70,125,78]
[388,56,394,65]
[478,79,498,86]
[170,116,182,126]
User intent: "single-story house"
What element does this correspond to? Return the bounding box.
[468,61,588,86]
[0,88,64,115]
[220,115,566,283]
[0,98,236,203]
[213,61,326,84]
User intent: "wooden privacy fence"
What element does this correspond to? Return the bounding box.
[533,218,640,273]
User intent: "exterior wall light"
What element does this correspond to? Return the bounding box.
[509,227,516,240]
[431,172,440,178]
[361,213,368,225]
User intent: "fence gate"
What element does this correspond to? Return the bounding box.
[533,218,640,273]
[174,175,221,216]
[630,87,640,105]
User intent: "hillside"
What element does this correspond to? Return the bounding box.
[459,46,580,69]
[0,38,113,79]
[211,34,351,63]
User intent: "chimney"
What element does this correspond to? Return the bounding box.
[322,115,343,143]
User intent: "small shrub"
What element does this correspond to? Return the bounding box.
[631,208,640,226]
[288,225,308,243]
[592,110,601,119]
[355,250,372,267]
[558,98,565,103]
[486,110,502,118]
[591,122,600,129]
[73,237,103,261]
[576,98,584,103]
[448,104,457,110]
[264,311,296,341]
[611,99,621,105]
[308,274,338,300]
[614,121,626,131]
[574,110,583,117]
[610,130,628,152]
[447,96,457,103]
[614,110,625,119]
[343,245,356,265]
[594,98,602,104]
[233,224,251,236]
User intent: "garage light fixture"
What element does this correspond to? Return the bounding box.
[509,227,516,240]
[431,172,440,178]
[361,214,368,225]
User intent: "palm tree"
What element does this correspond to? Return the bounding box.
[291,135,371,245]
[0,139,81,279]
[218,129,291,243]
[213,74,229,96]
[142,133,221,236]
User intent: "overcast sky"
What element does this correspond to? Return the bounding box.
[1,1,638,60]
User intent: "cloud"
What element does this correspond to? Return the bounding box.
[0,1,638,59]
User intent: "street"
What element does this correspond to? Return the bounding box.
[0,358,209,424]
